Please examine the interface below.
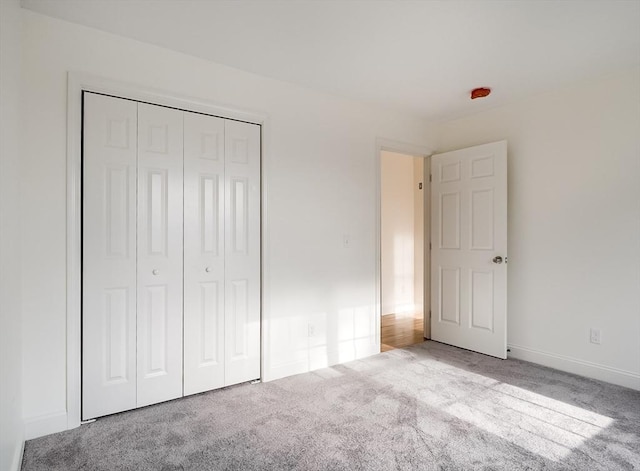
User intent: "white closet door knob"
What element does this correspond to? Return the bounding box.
[152,269,159,275]
[205,267,212,273]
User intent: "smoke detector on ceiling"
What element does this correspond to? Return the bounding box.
[470,87,491,99]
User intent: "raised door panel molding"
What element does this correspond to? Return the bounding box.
[440,161,461,183]
[105,117,130,150]
[147,169,169,256]
[439,192,460,249]
[105,166,132,258]
[470,189,494,251]
[229,279,249,359]
[471,155,495,179]
[142,285,169,378]
[470,270,494,332]
[199,281,222,366]
[103,287,131,384]
[229,136,249,164]
[201,175,221,255]
[439,267,460,325]
[230,177,249,255]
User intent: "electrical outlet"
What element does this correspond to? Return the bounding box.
[590,328,601,345]
[308,324,315,337]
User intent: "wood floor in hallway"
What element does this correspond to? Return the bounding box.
[381,313,425,352]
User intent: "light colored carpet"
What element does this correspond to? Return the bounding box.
[22,341,640,470]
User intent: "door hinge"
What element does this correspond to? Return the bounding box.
[429,242,432,250]
[418,182,423,190]
[429,174,432,182]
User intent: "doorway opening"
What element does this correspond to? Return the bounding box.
[380,150,429,352]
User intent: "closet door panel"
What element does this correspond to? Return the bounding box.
[82,93,137,419]
[183,112,226,395]
[224,120,261,386]
[137,103,184,407]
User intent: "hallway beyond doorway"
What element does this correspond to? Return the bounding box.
[381,313,425,352]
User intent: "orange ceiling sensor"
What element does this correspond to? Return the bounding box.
[471,87,491,99]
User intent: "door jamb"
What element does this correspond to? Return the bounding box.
[423,157,432,340]
[375,138,433,350]
[66,72,270,431]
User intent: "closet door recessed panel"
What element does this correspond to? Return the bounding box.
[183,112,226,395]
[82,93,138,420]
[224,120,261,386]
[137,103,184,407]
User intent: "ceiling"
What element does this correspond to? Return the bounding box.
[21,0,640,121]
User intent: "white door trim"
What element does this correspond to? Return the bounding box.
[66,72,269,431]
[374,138,433,350]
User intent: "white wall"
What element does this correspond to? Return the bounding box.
[437,67,640,390]
[381,152,416,315]
[20,10,437,437]
[0,0,25,468]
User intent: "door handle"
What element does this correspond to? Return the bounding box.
[492,256,503,264]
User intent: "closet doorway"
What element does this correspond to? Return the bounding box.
[82,92,261,420]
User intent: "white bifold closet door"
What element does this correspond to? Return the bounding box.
[136,103,184,407]
[222,120,261,387]
[183,112,226,395]
[183,113,261,395]
[82,93,138,419]
[83,93,261,419]
[83,94,184,418]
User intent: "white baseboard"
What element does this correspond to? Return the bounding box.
[263,358,309,382]
[265,342,380,382]
[9,435,25,471]
[24,410,68,440]
[508,344,640,391]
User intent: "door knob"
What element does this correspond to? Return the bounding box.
[152,269,159,275]
[492,256,503,264]
[205,267,212,273]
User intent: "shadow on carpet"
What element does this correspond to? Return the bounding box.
[22,341,640,470]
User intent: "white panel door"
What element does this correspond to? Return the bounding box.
[431,141,507,359]
[82,93,138,419]
[224,120,261,386]
[137,103,184,406]
[183,112,226,395]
